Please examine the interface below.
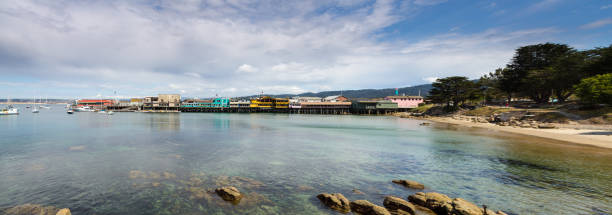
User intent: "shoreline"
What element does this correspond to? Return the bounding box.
[424,116,612,149]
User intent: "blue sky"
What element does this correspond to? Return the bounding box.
[0,0,611,99]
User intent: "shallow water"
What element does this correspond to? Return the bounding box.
[1,104,611,215]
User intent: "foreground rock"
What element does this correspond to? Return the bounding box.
[3,204,71,215]
[350,200,391,215]
[408,192,508,215]
[408,192,451,214]
[383,196,416,215]
[316,193,350,213]
[447,198,482,215]
[215,186,243,202]
[56,208,72,215]
[392,179,425,189]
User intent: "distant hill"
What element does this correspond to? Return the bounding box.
[243,84,432,99]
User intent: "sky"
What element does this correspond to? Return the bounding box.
[1,0,611,99]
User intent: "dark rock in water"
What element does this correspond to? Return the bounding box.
[316,193,351,213]
[3,204,61,215]
[215,186,243,202]
[407,192,427,207]
[383,196,416,215]
[392,179,425,189]
[352,189,365,195]
[350,200,391,215]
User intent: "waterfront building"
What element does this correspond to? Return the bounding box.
[323,95,349,102]
[212,98,230,108]
[182,99,213,107]
[351,100,398,114]
[76,99,113,108]
[296,102,351,114]
[130,98,144,106]
[250,96,289,109]
[158,94,181,107]
[385,96,424,109]
[230,101,251,108]
[143,97,159,108]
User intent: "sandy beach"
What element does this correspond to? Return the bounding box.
[426,116,612,149]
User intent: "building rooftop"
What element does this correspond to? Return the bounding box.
[385,96,423,99]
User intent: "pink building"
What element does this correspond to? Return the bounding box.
[385,96,424,108]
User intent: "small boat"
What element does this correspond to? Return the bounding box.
[40,105,51,109]
[107,111,114,115]
[0,105,19,115]
[26,106,31,108]
[74,106,95,112]
[32,106,39,113]
[67,109,74,114]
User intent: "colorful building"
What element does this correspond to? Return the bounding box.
[250,96,289,109]
[182,99,213,107]
[385,96,424,108]
[76,99,113,107]
[212,98,230,108]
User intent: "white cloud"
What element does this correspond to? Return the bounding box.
[236,64,259,73]
[423,77,439,83]
[580,18,612,29]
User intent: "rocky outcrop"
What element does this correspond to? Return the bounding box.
[407,192,452,214]
[449,198,482,215]
[3,204,71,215]
[350,200,391,215]
[316,193,351,213]
[407,192,427,207]
[215,186,243,202]
[391,180,425,189]
[383,196,415,215]
[424,192,452,213]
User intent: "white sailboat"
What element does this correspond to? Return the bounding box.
[40,97,50,109]
[32,97,39,113]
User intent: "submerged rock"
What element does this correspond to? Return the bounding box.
[129,170,147,179]
[316,193,351,213]
[215,186,243,202]
[392,179,425,189]
[350,200,391,215]
[383,196,416,215]
[4,204,60,215]
[352,189,365,195]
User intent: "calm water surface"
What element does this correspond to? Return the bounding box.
[1,104,611,215]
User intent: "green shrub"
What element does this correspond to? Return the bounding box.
[574,73,612,105]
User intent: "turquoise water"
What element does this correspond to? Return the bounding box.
[1,104,611,215]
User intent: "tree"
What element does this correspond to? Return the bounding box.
[482,68,518,104]
[506,43,574,103]
[574,73,612,105]
[583,45,612,76]
[548,51,587,102]
[428,76,479,110]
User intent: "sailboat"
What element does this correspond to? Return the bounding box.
[40,97,50,109]
[31,97,39,113]
[1,97,19,115]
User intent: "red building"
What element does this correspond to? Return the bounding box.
[76,99,114,107]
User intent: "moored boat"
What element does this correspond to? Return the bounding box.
[67,109,74,114]
[0,105,19,115]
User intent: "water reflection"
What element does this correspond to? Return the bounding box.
[146,113,180,131]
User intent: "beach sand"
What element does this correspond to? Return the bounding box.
[426,117,612,149]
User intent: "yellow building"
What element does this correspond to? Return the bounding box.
[250,96,289,109]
